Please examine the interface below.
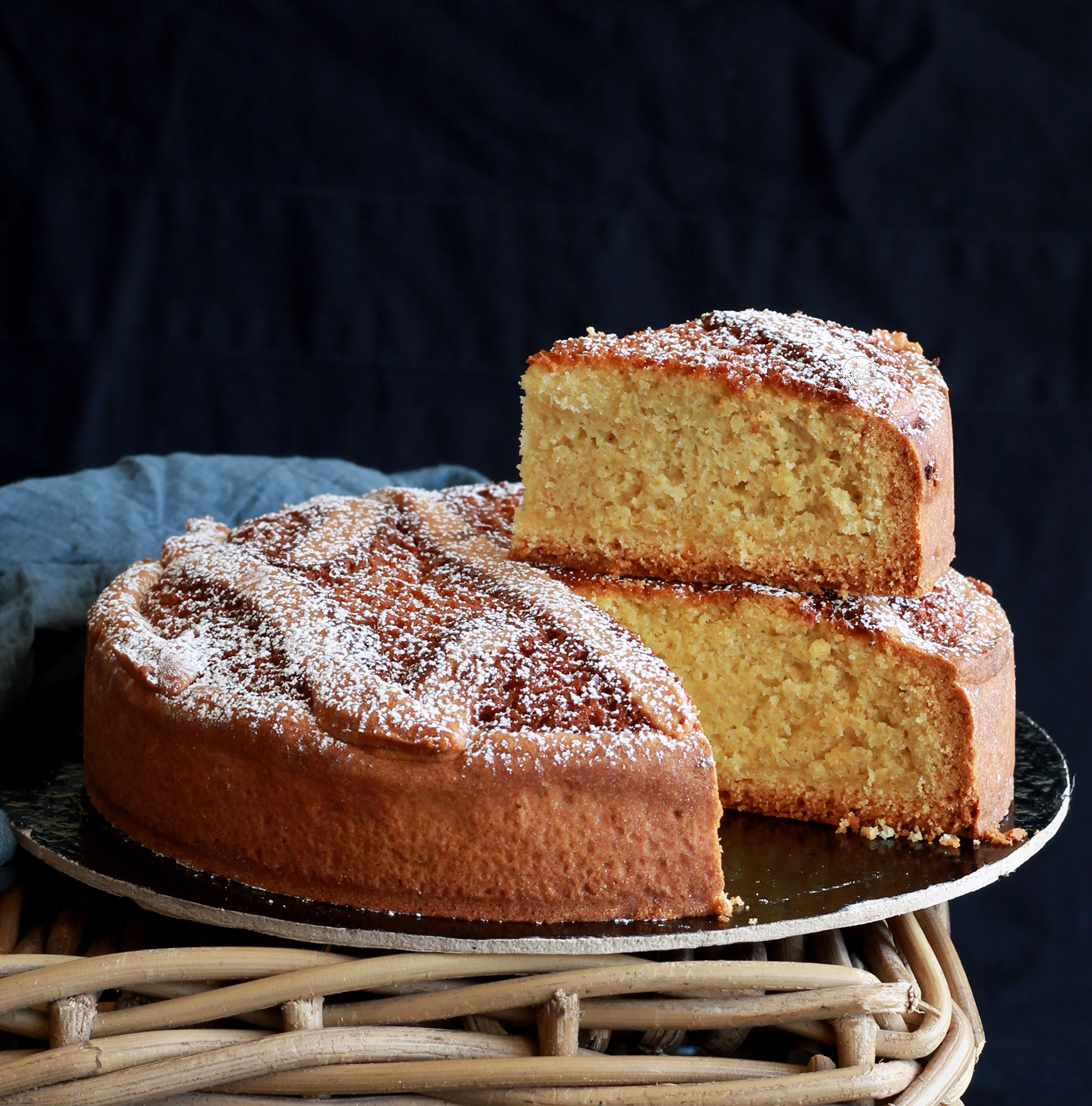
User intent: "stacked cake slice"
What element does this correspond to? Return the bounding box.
[511,308,1016,841]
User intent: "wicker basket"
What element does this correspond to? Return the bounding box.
[0,859,980,1105]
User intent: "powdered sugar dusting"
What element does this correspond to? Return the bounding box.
[567,564,1010,664]
[423,485,697,739]
[541,308,948,429]
[758,569,1011,661]
[90,484,702,762]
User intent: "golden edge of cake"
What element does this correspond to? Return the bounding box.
[83,484,728,925]
[564,566,1016,842]
[511,309,955,597]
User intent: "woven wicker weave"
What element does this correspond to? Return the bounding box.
[0,862,979,1105]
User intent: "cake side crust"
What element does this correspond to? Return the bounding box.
[84,617,728,924]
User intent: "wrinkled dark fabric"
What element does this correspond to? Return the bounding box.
[0,4,1089,1100]
[2,3,1090,486]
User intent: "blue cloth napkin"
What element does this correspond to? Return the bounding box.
[0,453,487,884]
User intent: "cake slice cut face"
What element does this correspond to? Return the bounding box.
[512,309,955,597]
[567,569,1015,841]
[83,485,728,924]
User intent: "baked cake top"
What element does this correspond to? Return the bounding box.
[92,483,701,758]
[639,572,1010,682]
[530,308,948,428]
[560,568,1011,686]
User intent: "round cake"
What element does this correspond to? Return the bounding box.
[83,483,729,924]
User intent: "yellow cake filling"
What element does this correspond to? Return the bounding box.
[517,368,917,587]
[578,585,963,830]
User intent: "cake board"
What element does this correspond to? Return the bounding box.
[2,712,1068,955]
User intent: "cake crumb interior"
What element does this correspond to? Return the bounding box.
[580,586,964,835]
[517,367,918,590]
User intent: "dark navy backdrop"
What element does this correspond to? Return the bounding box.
[2,4,1089,1099]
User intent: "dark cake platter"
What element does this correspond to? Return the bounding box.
[2,712,1068,955]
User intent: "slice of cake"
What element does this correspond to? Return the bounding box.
[83,484,728,924]
[512,309,955,597]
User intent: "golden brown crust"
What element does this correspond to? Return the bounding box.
[894,388,957,597]
[533,313,945,419]
[82,485,728,924]
[83,646,726,922]
[956,644,1017,834]
[514,310,955,597]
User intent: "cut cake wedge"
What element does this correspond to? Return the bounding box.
[512,309,955,597]
[568,568,1016,840]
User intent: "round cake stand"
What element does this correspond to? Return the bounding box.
[2,712,1069,955]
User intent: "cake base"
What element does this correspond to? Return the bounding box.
[2,713,1068,954]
